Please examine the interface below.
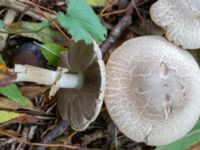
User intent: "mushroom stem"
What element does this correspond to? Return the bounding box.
[14,64,82,89]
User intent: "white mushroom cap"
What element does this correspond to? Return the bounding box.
[150,0,200,49]
[105,35,200,146]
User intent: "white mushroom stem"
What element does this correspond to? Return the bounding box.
[14,64,82,89]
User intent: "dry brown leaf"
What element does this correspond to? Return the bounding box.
[0,97,20,110]
[0,64,16,86]
[9,114,39,124]
[187,142,200,150]
[19,85,49,99]
[0,128,21,138]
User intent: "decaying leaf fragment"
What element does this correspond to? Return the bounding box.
[0,64,16,86]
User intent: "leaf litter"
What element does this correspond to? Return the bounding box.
[0,0,199,150]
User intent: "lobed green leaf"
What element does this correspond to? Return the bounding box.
[58,0,107,44]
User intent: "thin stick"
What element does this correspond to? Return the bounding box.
[28,142,78,149]
[100,0,152,56]
[18,0,56,14]
[18,0,71,42]
[0,0,55,21]
[33,6,71,42]
[35,120,71,150]
[100,0,118,16]
[100,1,136,55]
[0,129,79,149]
[0,9,17,50]
[0,18,57,35]
[100,8,129,17]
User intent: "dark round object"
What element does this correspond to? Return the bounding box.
[7,43,46,67]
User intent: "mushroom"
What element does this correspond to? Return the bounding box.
[150,0,200,49]
[56,41,106,130]
[4,40,106,130]
[105,35,200,146]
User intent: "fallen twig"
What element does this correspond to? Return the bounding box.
[100,0,153,56]
[0,0,55,21]
[100,0,136,56]
[0,124,78,149]
[100,13,132,56]
[35,119,70,150]
[19,0,71,42]
[0,9,17,50]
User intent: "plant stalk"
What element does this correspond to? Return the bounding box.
[14,64,81,89]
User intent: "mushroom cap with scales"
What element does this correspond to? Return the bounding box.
[57,40,106,131]
[105,35,200,146]
[150,0,200,49]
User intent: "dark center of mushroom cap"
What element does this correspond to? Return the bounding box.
[130,60,186,119]
[106,36,200,122]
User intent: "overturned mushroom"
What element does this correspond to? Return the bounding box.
[56,41,106,130]
[3,40,106,130]
[150,0,200,49]
[105,35,200,146]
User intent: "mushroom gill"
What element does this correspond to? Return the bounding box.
[57,41,105,130]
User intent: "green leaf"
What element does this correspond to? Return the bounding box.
[0,20,3,29]
[0,55,32,108]
[155,120,200,150]
[0,84,32,107]
[0,55,5,64]
[40,43,67,66]
[190,120,200,132]
[57,0,107,44]
[7,21,65,44]
[39,20,49,28]
[87,0,105,6]
[0,110,24,123]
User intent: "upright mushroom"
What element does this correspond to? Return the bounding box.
[105,35,200,146]
[150,0,200,49]
[2,40,106,130]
